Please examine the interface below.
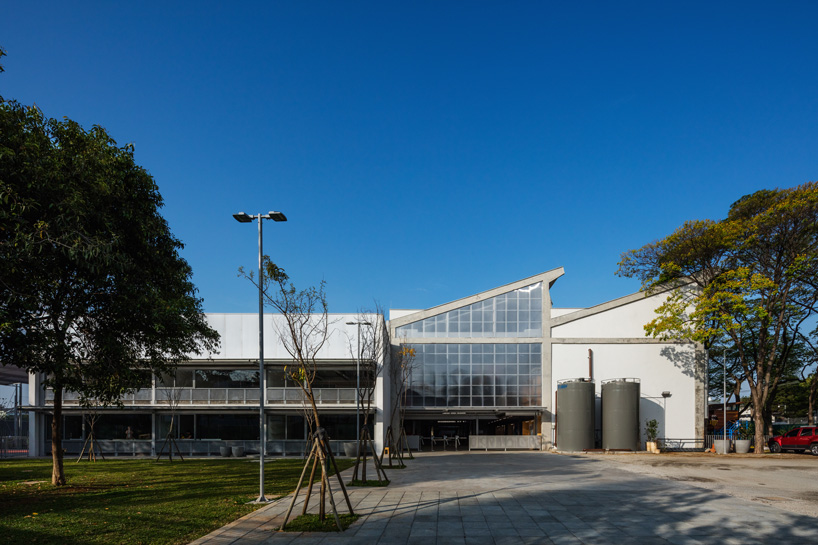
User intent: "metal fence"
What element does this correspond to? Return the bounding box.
[469,435,542,451]
[0,436,29,458]
[267,388,357,405]
[46,387,357,407]
[54,438,351,458]
[658,435,772,452]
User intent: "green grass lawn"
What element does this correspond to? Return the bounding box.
[0,457,354,545]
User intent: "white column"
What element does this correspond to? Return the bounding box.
[27,372,43,457]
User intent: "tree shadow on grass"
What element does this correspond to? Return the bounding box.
[0,458,352,545]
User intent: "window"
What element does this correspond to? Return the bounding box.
[406,343,542,408]
[197,415,257,440]
[195,369,259,388]
[396,283,543,338]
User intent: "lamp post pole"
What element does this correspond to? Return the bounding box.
[233,211,287,503]
[346,321,371,449]
[723,350,727,448]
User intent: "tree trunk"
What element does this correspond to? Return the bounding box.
[762,394,775,437]
[753,411,767,456]
[748,388,767,456]
[808,379,817,426]
[51,386,66,485]
[310,397,321,430]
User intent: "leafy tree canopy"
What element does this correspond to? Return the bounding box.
[618,183,818,449]
[0,99,219,482]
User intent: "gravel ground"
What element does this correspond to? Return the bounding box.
[584,451,818,518]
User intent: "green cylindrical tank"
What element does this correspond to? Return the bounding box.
[601,378,640,451]
[556,379,595,452]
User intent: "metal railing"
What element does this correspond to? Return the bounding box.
[266,388,357,405]
[45,387,357,407]
[53,438,350,457]
[469,435,542,451]
[0,436,28,458]
[45,390,153,405]
[658,435,772,452]
[156,387,261,405]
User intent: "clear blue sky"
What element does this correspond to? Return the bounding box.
[2,1,817,316]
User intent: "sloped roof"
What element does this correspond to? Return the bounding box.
[390,267,564,328]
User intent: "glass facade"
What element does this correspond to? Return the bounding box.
[195,369,259,389]
[56,414,153,440]
[267,368,362,389]
[197,414,258,440]
[407,343,542,408]
[158,369,259,388]
[267,414,306,440]
[158,414,194,439]
[396,283,542,338]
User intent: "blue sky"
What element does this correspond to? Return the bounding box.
[2,1,817,318]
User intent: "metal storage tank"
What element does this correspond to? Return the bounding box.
[601,378,640,451]
[556,379,595,451]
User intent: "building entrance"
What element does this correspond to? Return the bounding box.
[404,413,541,451]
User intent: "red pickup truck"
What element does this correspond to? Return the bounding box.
[768,426,818,455]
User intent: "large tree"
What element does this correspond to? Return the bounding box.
[618,183,818,454]
[0,100,219,484]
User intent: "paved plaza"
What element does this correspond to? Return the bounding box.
[190,451,818,545]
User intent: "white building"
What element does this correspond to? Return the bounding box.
[23,269,705,457]
[27,314,386,458]
[389,268,705,450]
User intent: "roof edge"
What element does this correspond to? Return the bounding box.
[549,279,692,327]
[390,267,565,328]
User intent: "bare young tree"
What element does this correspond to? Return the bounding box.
[155,377,185,462]
[75,398,104,462]
[386,341,417,463]
[74,374,135,462]
[346,306,388,484]
[240,258,353,530]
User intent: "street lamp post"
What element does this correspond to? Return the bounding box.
[233,211,286,503]
[346,321,372,450]
[723,350,728,453]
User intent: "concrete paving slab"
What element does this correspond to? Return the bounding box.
[189,451,818,544]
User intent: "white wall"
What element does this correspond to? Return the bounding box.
[549,287,702,446]
[389,309,422,320]
[552,295,666,339]
[199,313,380,361]
[551,343,699,443]
[551,308,582,318]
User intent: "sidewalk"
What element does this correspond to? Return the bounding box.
[190,451,818,545]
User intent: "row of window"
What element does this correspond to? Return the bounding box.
[407,343,543,408]
[412,343,542,356]
[416,374,542,387]
[158,369,364,389]
[56,413,362,442]
[412,385,541,396]
[407,393,541,408]
[396,283,543,338]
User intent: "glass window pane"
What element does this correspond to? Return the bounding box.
[396,283,543,340]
